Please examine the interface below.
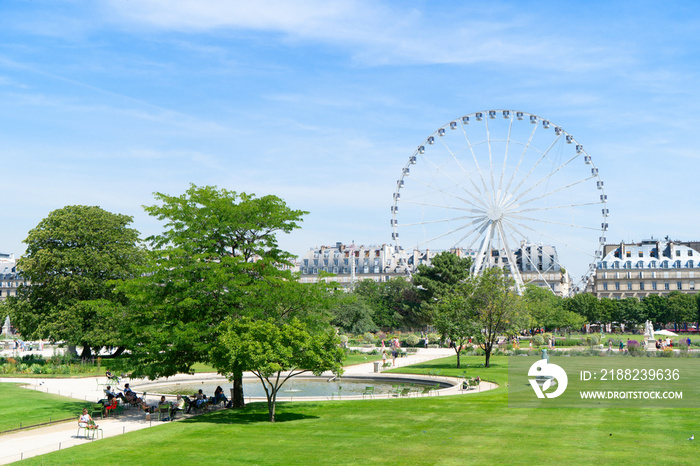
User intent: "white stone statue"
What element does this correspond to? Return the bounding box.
[2,315,10,337]
[644,320,654,341]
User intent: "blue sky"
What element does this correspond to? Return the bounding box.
[1,1,699,282]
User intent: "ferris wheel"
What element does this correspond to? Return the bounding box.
[391,110,608,295]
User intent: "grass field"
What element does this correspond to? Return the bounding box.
[15,355,699,465]
[0,383,87,432]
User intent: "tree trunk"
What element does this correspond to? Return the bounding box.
[455,348,461,368]
[79,344,92,360]
[484,344,491,368]
[232,370,245,408]
[67,345,78,357]
[268,394,276,423]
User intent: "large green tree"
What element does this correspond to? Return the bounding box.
[352,278,423,330]
[8,205,143,358]
[211,317,343,422]
[117,184,309,408]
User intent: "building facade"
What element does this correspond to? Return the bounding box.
[298,242,438,286]
[298,241,570,295]
[0,253,24,301]
[593,239,700,298]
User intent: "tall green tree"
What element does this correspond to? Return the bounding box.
[470,267,525,368]
[8,205,143,358]
[413,252,472,302]
[117,184,308,408]
[431,280,477,368]
[211,317,344,422]
[353,278,423,330]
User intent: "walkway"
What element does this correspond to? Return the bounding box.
[0,348,496,464]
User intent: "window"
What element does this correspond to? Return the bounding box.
[638,271,643,279]
[626,251,631,258]
[639,251,644,257]
[602,283,608,291]
[677,282,683,290]
[626,271,632,279]
[689,260,694,269]
[691,282,696,290]
[676,250,681,257]
[650,260,657,268]
[664,283,670,290]
[674,260,681,269]
[689,250,694,256]
[627,282,632,290]
[662,261,669,269]
[615,282,620,290]
[639,282,645,290]
[303,259,309,266]
[625,261,632,269]
[652,282,657,290]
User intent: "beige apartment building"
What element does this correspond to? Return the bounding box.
[593,239,700,298]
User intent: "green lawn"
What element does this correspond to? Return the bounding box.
[17,355,699,464]
[0,383,87,432]
[343,352,383,366]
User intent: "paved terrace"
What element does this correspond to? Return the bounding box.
[0,348,497,464]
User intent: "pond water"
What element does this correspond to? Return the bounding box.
[148,378,435,398]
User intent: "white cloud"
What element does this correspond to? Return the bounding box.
[104,0,622,70]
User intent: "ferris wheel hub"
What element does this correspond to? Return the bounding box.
[487,205,504,221]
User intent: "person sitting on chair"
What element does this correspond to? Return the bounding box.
[214,386,229,406]
[170,395,185,420]
[78,408,98,433]
[104,385,125,402]
[105,370,120,384]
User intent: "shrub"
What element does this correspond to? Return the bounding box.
[533,335,544,346]
[30,363,44,374]
[339,335,349,344]
[362,332,375,344]
[405,334,420,347]
[542,333,552,345]
[427,333,440,344]
[586,335,600,346]
[627,340,642,353]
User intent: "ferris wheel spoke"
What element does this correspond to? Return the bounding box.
[449,219,490,250]
[507,214,600,231]
[511,152,580,202]
[498,114,515,196]
[406,174,487,209]
[502,120,539,199]
[485,117,496,204]
[460,123,492,198]
[505,218,598,258]
[436,136,486,203]
[397,213,485,228]
[505,175,595,211]
[400,199,485,214]
[413,217,487,249]
[496,221,524,292]
[509,200,602,214]
[412,154,489,208]
[508,135,562,199]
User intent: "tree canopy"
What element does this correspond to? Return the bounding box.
[8,205,143,358]
[211,317,343,422]
[116,184,311,407]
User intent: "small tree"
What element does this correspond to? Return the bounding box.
[470,268,526,367]
[212,318,344,422]
[432,281,477,368]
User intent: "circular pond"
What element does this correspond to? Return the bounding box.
[144,377,440,398]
